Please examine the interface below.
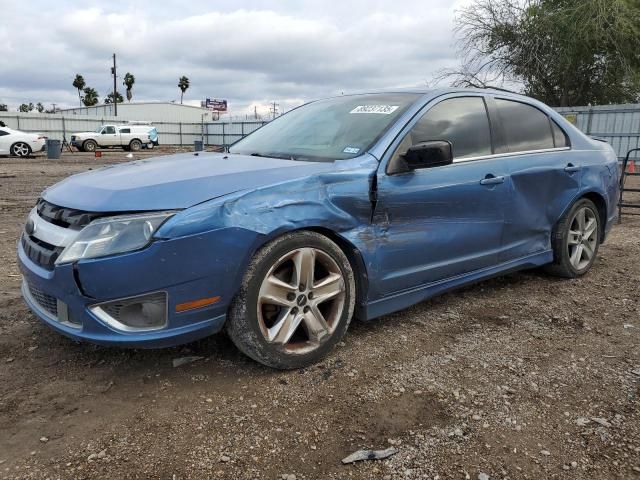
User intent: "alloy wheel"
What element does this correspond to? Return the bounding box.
[257,247,346,354]
[12,142,30,157]
[567,207,598,270]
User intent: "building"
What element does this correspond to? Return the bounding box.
[60,102,213,123]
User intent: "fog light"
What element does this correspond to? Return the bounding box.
[90,292,167,332]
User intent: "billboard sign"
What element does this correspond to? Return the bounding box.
[203,98,228,112]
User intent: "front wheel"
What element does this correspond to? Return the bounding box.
[82,140,97,152]
[545,199,600,278]
[226,231,356,369]
[11,142,31,157]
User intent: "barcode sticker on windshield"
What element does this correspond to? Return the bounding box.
[343,147,360,154]
[350,105,399,115]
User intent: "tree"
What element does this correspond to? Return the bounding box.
[72,74,86,107]
[123,72,135,102]
[18,103,34,112]
[104,91,124,104]
[178,76,190,104]
[82,87,99,106]
[443,0,640,106]
[0,103,7,112]
[36,102,45,113]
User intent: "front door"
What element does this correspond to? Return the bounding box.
[372,95,510,298]
[100,126,119,146]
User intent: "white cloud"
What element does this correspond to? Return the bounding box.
[0,0,470,115]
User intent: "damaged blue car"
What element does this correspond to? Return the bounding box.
[18,89,619,368]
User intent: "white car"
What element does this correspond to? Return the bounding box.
[0,127,47,157]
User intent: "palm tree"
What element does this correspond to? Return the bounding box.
[123,72,135,102]
[178,76,190,104]
[104,91,124,104]
[72,74,86,107]
[82,87,99,106]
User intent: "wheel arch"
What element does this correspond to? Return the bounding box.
[578,191,608,242]
[305,227,369,320]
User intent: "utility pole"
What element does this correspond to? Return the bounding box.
[111,53,118,116]
[270,101,279,120]
[254,105,258,120]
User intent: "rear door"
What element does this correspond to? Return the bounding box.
[373,95,512,298]
[487,96,579,261]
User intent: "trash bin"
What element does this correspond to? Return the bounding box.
[46,139,62,160]
[194,140,203,152]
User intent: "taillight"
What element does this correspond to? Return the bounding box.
[37,136,47,140]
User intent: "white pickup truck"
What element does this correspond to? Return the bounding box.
[71,124,157,152]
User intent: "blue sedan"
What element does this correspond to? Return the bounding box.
[18,89,619,368]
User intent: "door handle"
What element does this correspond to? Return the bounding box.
[564,163,580,173]
[480,174,505,186]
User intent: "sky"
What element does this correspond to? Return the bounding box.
[0,0,471,117]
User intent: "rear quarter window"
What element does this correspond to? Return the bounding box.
[119,128,131,134]
[551,120,570,148]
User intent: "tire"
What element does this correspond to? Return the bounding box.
[545,198,601,278]
[10,142,31,157]
[129,139,142,151]
[82,140,97,152]
[226,231,356,369]
[122,145,131,152]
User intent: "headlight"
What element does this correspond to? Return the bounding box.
[56,212,175,264]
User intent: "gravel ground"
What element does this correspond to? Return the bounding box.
[0,152,638,480]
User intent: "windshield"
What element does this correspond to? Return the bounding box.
[95,127,104,133]
[230,93,420,162]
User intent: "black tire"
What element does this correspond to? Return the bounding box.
[129,139,142,151]
[226,231,356,369]
[82,140,97,152]
[545,198,601,278]
[10,142,31,157]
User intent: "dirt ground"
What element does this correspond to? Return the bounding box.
[0,151,638,480]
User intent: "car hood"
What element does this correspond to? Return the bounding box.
[42,152,339,212]
[71,131,96,137]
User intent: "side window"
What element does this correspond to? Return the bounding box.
[104,126,116,134]
[119,128,130,134]
[394,97,493,162]
[551,120,569,148]
[495,99,555,152]
[0,130,9,136]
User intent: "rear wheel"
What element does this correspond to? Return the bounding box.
[226,231,356,369]
[129,139,142,151]
[82,140,97,152]
[546,199,600,278]
[11,142,31,157]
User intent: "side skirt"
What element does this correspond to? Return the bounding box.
[364,250,553,321]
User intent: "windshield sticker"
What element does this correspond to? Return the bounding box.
[350,105,399,115]
[343,147,361,154]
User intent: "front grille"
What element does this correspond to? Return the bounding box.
[28,283,58,317]
[23,199,108,269]
[36,198,104,229]
[21,234,63,269]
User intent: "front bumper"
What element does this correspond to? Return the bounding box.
[17,228,255,348]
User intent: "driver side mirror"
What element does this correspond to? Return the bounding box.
[388,140,453,174]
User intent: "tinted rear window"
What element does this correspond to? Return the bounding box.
[495,99,554,152]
